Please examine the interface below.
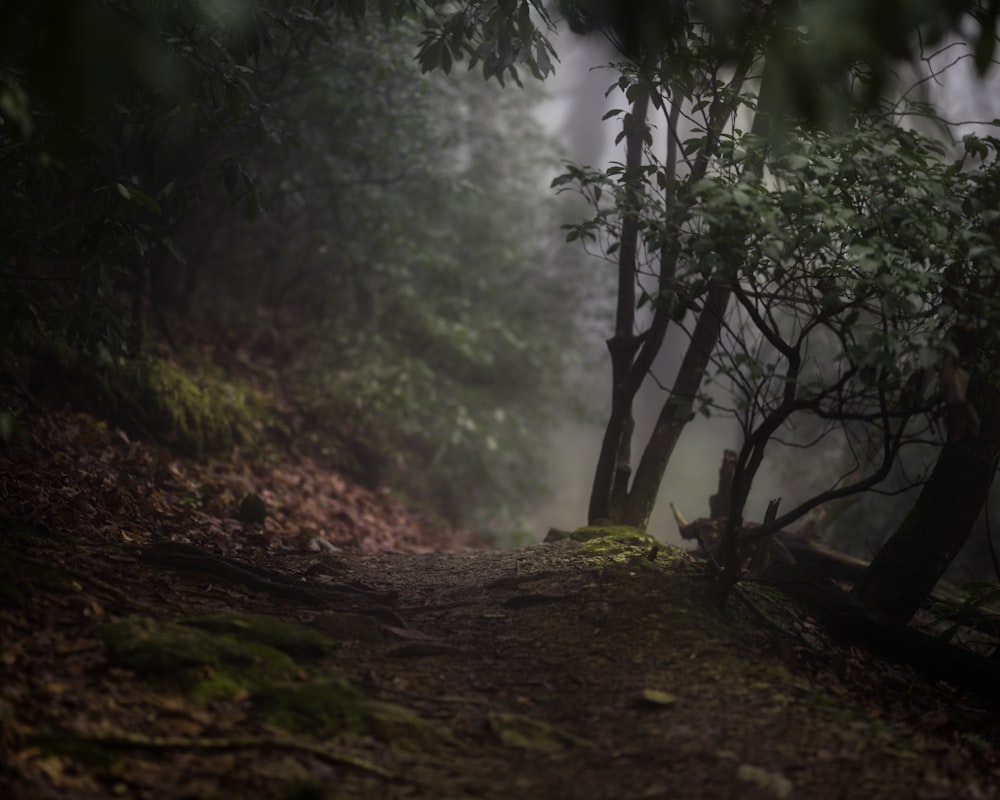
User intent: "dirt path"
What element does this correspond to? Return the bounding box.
[1,395,998,799]
[2,519,998,800]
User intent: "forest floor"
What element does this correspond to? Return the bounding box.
[1,390,999,800]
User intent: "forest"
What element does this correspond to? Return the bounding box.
[2,1,1000,798]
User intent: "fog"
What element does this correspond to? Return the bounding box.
[526,30,745,543]
[525,26,1000,567]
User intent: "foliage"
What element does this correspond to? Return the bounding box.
[551,4,1000,593]
[170,19,576,530]
[0,0,313,362]
[11,333,263,458]
[411,0,1000,114]
[699,122,1000,587]
[136,357,263,458]
[0,2,579,530]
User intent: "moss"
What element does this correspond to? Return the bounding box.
[178,612,336,659]
[10,329,266,458]
[487,712,591,753]
[100,616,299,703]
[569,525,660,562]
[253,679,454,753]
[137,357,260,458]
[570,524,656,546]
[253,678,367,735]
[361,700,455,752]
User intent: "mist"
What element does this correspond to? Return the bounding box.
[524,29,749,544]
[526,24,1000,574]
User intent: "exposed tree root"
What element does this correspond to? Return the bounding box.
[29,731,397,779]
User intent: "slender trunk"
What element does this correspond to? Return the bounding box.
[615,53,771,531]
[588,44,761,528]
[587,89,649,523]
[716,339,801,597]
[621,284,732,528]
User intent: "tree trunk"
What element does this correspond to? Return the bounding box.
[587,49,759,529]
[853,365,1000,624]
[587,90,649,524]
[620,284,732,529]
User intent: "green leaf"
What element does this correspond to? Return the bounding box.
[0,81,32,140]
[129,188,163,215]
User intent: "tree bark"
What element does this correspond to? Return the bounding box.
[620,284,732,529]
[587,89,649,523]
[587,47,759,528]
[853,362,1000,624]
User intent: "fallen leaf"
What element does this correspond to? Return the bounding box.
[637,688,677,707]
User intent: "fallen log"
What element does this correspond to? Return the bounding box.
[669,449,1000,703]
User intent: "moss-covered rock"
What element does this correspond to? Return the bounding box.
[560,525,696,571]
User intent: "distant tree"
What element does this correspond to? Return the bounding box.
[0,2,581,531]
[186,20,579,530]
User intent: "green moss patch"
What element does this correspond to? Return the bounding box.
[136,357,260,458]
[487,712,591,753]
[100,616,300,704]
[567,525,662,562]
[13,334,264,458]
[178,612,336,659]
[254,679,454,753]
[569,525,656,546]
[253,678,368,735]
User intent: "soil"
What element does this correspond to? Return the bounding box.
[2,394,999,800]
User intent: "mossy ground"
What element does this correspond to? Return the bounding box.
[7,334,264,458]
[137,357,262,457]
[99,615,305,705]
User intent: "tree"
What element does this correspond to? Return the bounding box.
[395,0,1000,622]
[689,123,1000,599]
[536,2,1000,615]
[853,138,1000,622]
